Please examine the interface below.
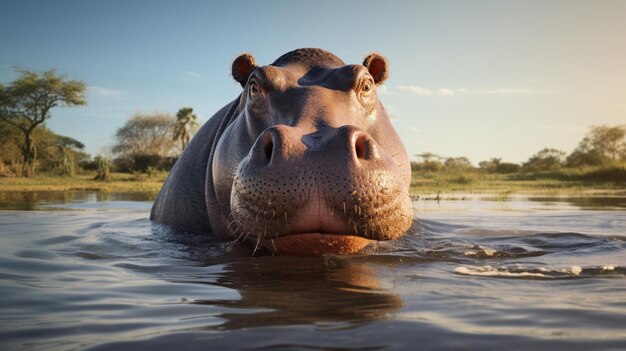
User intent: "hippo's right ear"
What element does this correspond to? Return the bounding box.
[232,53,258,88]
[363,53,389,86]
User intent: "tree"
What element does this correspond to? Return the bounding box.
[113,113,177,171]
[415,152,442,163]
[0,121,22,162]
[566,125,626,167]
[565,149,603,168]
[0,119,87,176]
[523,148,566,171]
[495,162,521,174]
[479,158,521,173]
[412,152,444,172]
[479,158,501,173]
[444,156,473,171]
[50,135,85,177]
[113,113,177,157]
[173,107,199,151]
[0,68,86,170]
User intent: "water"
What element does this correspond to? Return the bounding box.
[0,191,625,350]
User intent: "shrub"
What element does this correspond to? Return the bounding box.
[94,156,111,181]
[577,165,626,182]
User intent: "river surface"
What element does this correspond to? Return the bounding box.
[0,190,625,350]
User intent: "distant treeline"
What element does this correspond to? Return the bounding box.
[411,124,626,182]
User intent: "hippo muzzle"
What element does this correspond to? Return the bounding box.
[152,48,413,256]
[230,122,412,255]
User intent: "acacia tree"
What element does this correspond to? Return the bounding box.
[588,125,626,162]
[523,148,566,171]
[0,68,86,169]
[566,125,626,167]
[113,113,177,171]
[173,107,199,151]
[415,152,442,163]
[444,156,473,171]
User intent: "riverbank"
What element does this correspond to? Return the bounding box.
[0,172,165,193]
[0,171,624,198]
[410,173,626,199]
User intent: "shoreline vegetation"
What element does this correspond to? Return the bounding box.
[1,168,623,200]
[409,164,626,198]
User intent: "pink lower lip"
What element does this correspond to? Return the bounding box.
[261,233,374,256]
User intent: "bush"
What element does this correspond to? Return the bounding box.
[511,164,626,182]
[495,162,521,174]
[132,154,163,172]
[523,148,566,172]
[577,165,626,182]
[94,156,111,181]
[113,154,178,173]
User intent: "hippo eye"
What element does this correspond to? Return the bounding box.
[358,78,375,95]
[362,80,373,93]
[357,78,376,109]
[249,79,262,97]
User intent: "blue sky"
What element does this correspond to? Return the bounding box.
[1,0,624,163]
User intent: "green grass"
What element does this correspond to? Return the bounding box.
[0,171,166,193]
[1,166,624,198]
[410,169,625,198]
[511,164,626,182]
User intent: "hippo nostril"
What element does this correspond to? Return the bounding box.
[351,131,380,161]
[354,134,367,159]
[263,135,274,161]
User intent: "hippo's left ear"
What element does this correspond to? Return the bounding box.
[232,53,258,88]
[363,53,389,85]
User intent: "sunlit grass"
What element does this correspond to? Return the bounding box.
[410,169,625,197]
[1,167,623,197]
[0,171,165,193]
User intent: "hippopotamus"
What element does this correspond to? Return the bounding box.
[151,48,413,255]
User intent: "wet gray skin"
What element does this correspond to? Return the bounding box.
[151,48,412,255]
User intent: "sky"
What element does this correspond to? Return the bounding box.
[1,0,624,164]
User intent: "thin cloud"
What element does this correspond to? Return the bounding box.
[186,70,201,78]
[397,85,434,96]
[437,88,455,96]
[392,85,456,96]
[88,86,127,97]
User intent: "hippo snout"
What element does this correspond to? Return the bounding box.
[230,124,413,255]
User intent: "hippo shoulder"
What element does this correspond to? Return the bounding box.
[150,100,239,234]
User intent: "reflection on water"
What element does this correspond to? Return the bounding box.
[527,195,626,210]
[0,190,156,210]
[189,256,402,330]
[0,192,625,350]
[2,190,624,212]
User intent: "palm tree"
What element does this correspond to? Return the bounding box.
[173,107,199,151]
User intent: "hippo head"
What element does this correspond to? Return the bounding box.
[211,48,413,255]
